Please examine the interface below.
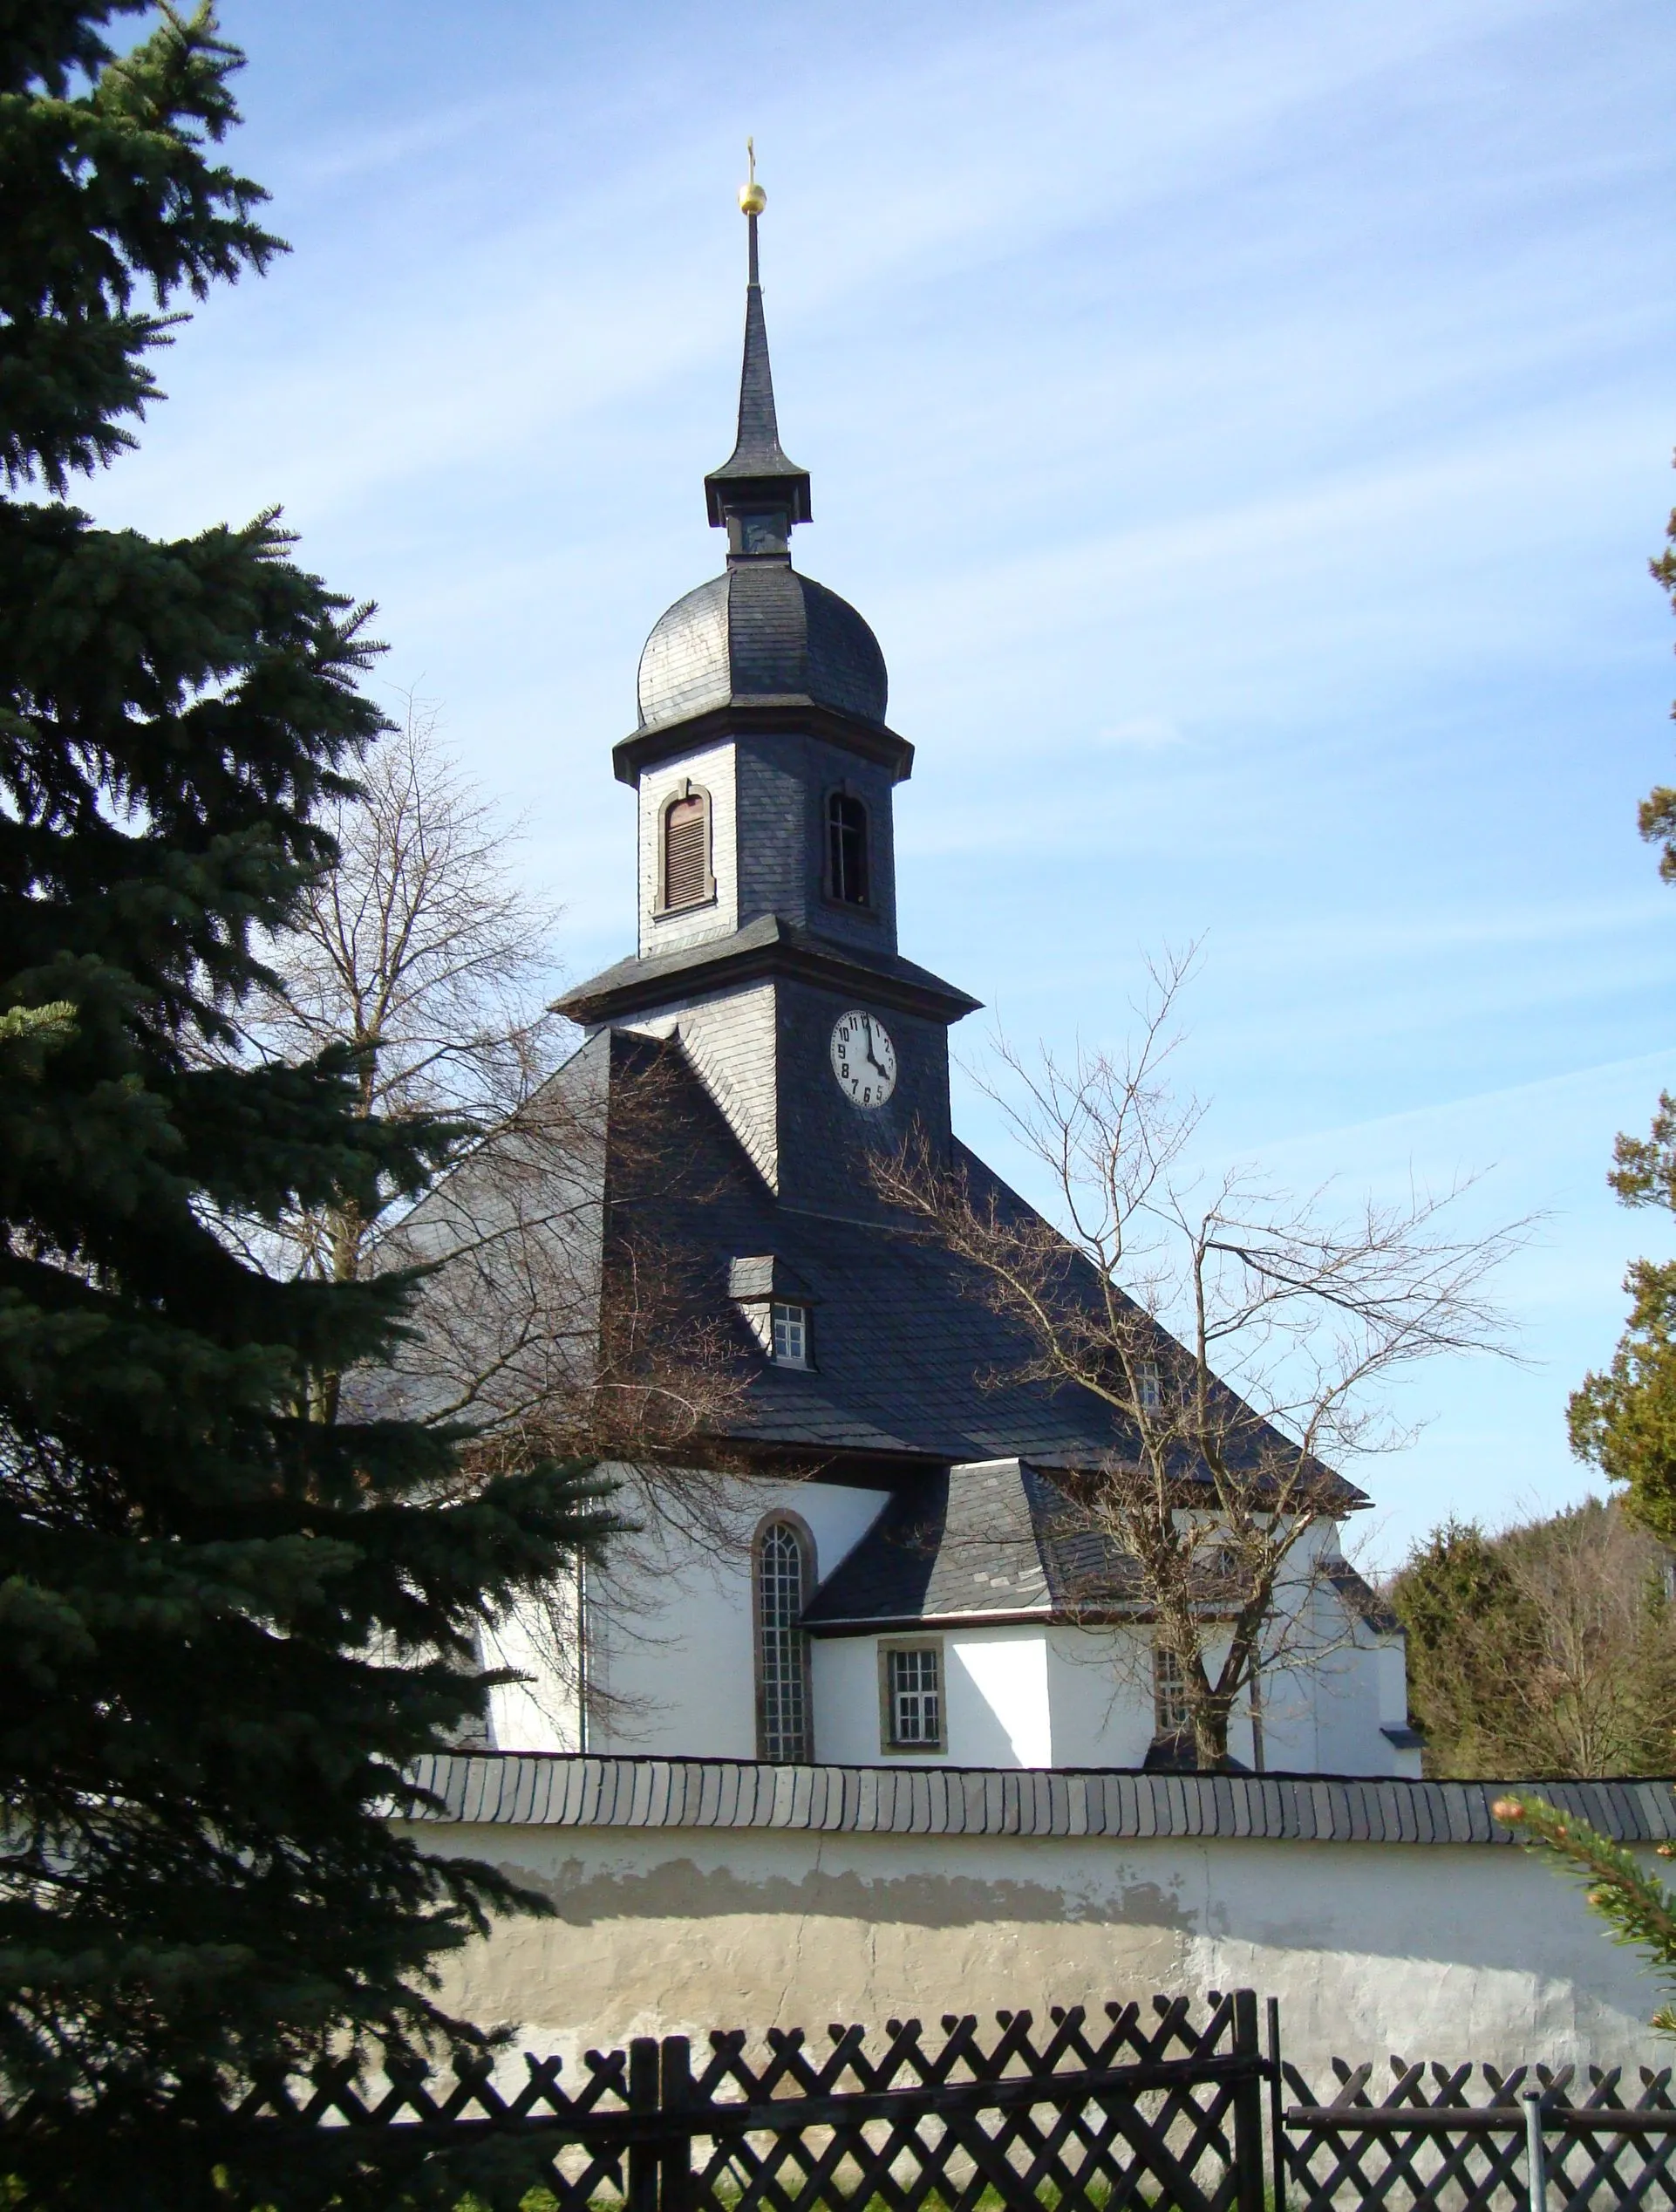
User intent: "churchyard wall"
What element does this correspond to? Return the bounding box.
[405,1755,1676,2082]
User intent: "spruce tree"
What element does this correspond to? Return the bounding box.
[1567,473,1676,1534]
[0,5,604,2193]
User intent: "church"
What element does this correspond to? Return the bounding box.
[444,184,1421,1782]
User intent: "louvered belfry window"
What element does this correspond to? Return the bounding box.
[756,1520,812,1763]
[827,791,870,906]
[662,789,710,911]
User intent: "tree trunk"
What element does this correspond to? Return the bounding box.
[1192,1698,1233,1770]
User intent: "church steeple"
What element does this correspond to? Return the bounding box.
[559,154,979,1208]
[704,145,813,555]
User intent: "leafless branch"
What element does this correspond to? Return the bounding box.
[876,948,1534,1767]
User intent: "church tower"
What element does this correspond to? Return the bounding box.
[560,165,978,1214]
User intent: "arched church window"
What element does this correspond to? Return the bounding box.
[661,784,712,911]
[826,790,870,907]
[754,1516,814,1763]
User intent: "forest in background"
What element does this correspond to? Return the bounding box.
[1390,1499,1676,1778]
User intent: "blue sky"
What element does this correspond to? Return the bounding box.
[96,0,1676,1565]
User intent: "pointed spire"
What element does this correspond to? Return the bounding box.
[705,143,813,549]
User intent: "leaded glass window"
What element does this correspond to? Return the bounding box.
[755,1520,811,1764]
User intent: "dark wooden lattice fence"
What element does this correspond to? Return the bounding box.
[13,1996,1676,2209]
[1281,2052,1676,2209]
[216,1990,1271,2211]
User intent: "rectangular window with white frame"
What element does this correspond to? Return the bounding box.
[772,1301,810,1366]
[879,1641,944,1753]
[1137,1359,1162,1412]
[1153,1642,1189,1738]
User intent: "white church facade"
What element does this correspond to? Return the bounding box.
[438,199,1422,1785]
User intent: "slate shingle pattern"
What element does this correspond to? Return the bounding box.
[411,1751,1676,1847]
[609,1036,1369,1524]
[559,915,979,1029]
[636,565,889,736]
[610,1034,1148,1468]
[703,272,812,522]
[804,1460,1148,1628]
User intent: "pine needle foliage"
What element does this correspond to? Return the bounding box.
[0,8,613,2197]
[1569,469,1676,1537]
[1495,1795,1676,2034]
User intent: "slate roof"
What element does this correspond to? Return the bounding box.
[803,1459,1146,1629]
[703,254,811,528]
[559,914,978,1028]
[603,1036,1369,1534]
[801,1458,1388,1632]
[603,1035,1161,1470]
[636,565,889,735]
[411,1751,1676,1847]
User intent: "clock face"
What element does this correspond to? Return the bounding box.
[830,1009,898,1109]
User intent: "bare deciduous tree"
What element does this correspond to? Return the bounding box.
[223,694,744,1459]
[237,693,563,1286]
[218,699,750,1744]
[875,949,1530,1768]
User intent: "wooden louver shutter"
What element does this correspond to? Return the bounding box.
[664,794,707,908]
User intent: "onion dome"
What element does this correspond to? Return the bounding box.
[636,567,888,733]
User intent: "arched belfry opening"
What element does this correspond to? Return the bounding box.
[826,789,870,907]
[659,781,712,912]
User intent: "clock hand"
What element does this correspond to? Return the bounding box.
[862,1018,887,1075]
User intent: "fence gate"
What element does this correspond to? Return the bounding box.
[644,1990,1268,2212]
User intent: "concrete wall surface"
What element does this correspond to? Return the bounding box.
[413,1813,1674,2086]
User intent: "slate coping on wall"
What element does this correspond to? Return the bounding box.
[405,1753,1676,1847]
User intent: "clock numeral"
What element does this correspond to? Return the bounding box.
[829,1007,896,1109]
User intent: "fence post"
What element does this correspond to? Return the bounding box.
[1523,2088,1549,2212]
[627,2036,660,2212]
[660,2036,693,2212]
[1231,1990,1265,2212]
[1265,1996,1286,2212]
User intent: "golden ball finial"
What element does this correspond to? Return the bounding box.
[739,135,766,216]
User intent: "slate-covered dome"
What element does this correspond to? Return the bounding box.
[636,563,889,734]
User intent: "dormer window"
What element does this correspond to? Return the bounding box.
[730,1257,818,1367]
[659,782,713,913]
[826,790,870,907]
[772,1301,810,1366]
[1138,1360,1162,1412]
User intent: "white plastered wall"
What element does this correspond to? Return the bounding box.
[542,1472,891,1761]
[416,1818,1675,2082]
[815,1627,1057,1768]
[484,1466,1417,1775]
[814,1617,1407,1774]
